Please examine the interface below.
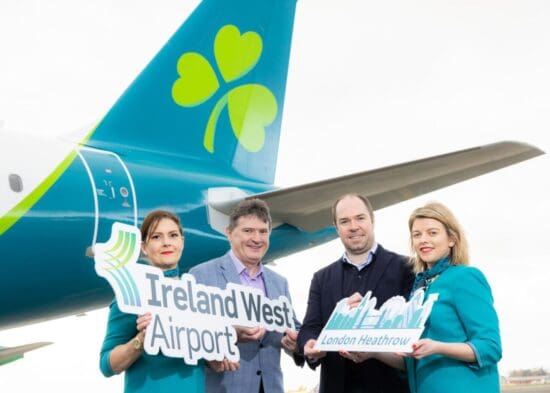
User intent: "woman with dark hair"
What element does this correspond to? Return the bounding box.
[99,210,204,393]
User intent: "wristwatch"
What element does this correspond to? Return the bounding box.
[131,337,143,350]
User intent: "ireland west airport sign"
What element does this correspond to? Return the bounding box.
[94,223,294,365]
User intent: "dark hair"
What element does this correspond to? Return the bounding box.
[227,199,272,231]
[141,210,183,242]
[331,193,374,225]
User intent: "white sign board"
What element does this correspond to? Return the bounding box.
[315,289,438,353]
[94,223,294,364]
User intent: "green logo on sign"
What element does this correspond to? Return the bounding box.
[172,24,277,153]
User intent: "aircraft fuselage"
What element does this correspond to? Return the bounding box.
[0,133,335,329]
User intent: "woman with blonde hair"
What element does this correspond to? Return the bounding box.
[404,202,502,392]
[345,202,502,393]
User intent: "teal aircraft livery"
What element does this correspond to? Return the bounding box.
[0,0,544,362]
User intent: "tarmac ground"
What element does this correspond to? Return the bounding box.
[502,385,550,393]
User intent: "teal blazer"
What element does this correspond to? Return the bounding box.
[406,265,502,393]
[99,268,205,393]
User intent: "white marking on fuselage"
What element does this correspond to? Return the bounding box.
[78,146,138,246]
[0,130,76,218]
[0,130,138,245]
[77,149,100,245]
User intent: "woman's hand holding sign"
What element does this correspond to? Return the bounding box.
[136,312,152,338]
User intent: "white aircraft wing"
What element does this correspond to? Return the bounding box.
[211,141,543,232]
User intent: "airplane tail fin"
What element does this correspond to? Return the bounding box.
[85,0,297,185]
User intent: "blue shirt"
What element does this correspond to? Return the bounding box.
[342,242,378,271]
[229,250,267,296]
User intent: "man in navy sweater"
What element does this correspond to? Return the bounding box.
[297,193,414,393]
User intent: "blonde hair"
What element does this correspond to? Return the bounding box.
[408,202,469,273]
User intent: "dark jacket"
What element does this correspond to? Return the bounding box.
[297,245,414,393]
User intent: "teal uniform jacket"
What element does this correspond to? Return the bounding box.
[99,269,205,393]
[406,265,502,393]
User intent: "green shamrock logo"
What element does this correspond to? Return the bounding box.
[171,24,277,153]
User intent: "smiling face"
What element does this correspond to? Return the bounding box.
[334,195,375,261]
[141,217,184,271]
[411,217,455,268]
[226,214,270,269]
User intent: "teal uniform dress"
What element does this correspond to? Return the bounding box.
[99,268,205,393]
[406,259,502,393]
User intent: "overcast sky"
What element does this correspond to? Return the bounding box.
[1,0,549,392]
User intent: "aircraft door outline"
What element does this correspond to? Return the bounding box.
[78,147,138,247]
